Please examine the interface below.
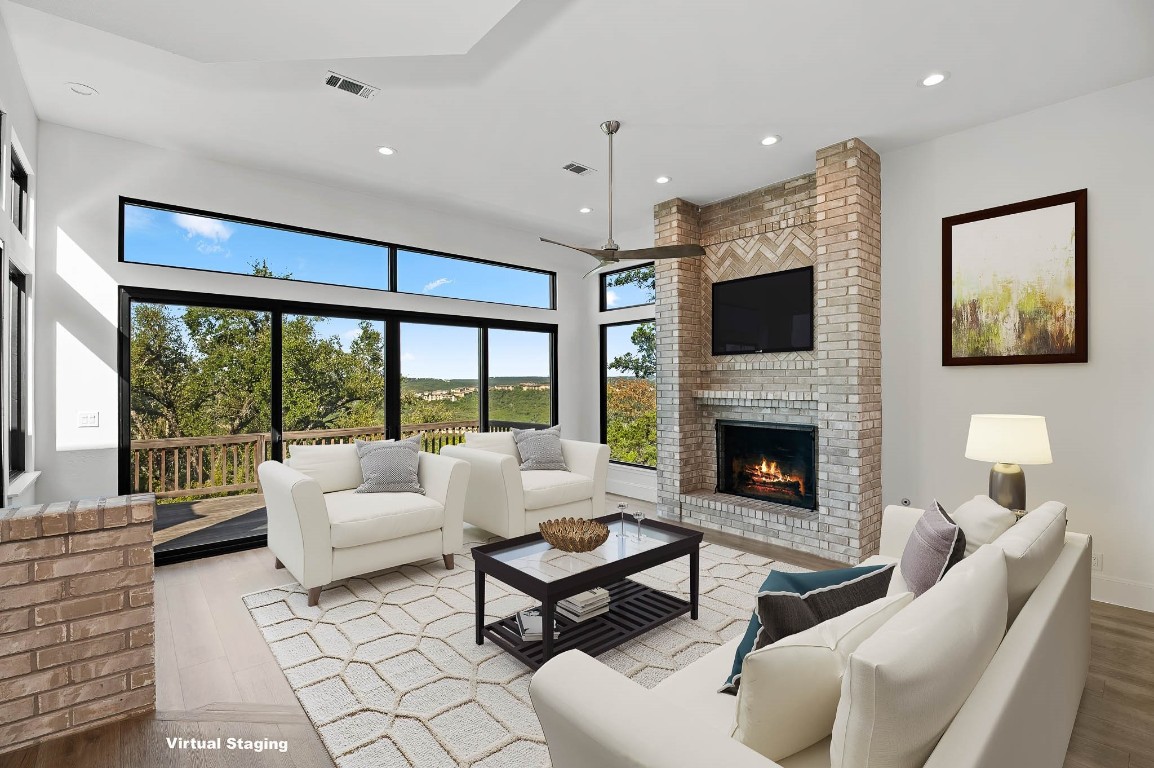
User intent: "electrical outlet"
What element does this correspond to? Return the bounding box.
[78,411,100,428]
[1091,552,1104,572]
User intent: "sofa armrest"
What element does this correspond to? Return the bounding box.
[418,451,469,554]
[878,504,925,559]
[530,650,781,768]
[439,445,526,535]
[257,461,333,589]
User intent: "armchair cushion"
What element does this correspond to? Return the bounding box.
[520,470,594,511]
[325,490,444,549]
[355,436,423,494]
[286,443,362,493]
[463,431,520,459]
[512,425,569,471]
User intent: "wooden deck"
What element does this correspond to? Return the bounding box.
[154,495,267,548]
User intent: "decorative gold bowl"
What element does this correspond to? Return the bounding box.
[539,517,610,553]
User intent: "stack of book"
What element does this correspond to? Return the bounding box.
[557,588,611,623]
[516,609,559,642]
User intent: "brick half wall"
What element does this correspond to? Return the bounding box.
[0,495,156,753]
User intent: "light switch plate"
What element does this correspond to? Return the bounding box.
[78,411,100,428]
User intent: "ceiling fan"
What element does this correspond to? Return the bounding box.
[540,120,705,278]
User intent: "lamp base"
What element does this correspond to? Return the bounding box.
[989,463,1026,512]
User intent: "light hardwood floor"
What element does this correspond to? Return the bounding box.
[2,496,1151,767]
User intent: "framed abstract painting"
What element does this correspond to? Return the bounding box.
[942,189,1087,366]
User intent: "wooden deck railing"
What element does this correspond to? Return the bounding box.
[130,420,546,499]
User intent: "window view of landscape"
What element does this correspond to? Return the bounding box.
[602,265,657,467]
[488,329,552,427]
[130,301,272,555]
[602,263,655,309]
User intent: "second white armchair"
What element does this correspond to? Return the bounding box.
[441,432,609,538]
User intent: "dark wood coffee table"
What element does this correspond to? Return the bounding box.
[472,513,703,670]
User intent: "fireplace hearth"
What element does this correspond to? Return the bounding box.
[716,421,817,510]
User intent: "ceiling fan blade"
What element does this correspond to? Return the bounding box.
[583,260,617,279]
[539,237,612,259]
[614,244,707,260]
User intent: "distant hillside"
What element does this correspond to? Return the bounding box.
[402,376,550,393]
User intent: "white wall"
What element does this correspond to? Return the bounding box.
[0,10,38,505]
[881,75,1154,610]
[34,123,596,503]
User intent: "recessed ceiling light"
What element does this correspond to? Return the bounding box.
[760,135,781,146]
[66,82,98,96]
[377,146,396,156]
[579,207,592,214]
[656,176,671,184]
[919,72,950,87]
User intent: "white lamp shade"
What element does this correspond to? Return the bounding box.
[965,414,1052,465]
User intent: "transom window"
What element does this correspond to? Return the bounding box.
[121,200,556,310]
[600,263,655,311]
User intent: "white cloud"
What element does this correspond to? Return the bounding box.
[172,213,233,242]
[605,289,619,307]
[124,206,155,232]
[401,352,417,362]
[423,277,452,293]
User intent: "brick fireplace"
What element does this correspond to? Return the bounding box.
[653,138,882,563]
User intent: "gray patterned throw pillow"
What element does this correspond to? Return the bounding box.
[354,436,424,494]
[510,425,569,471]
[899,500,966,596]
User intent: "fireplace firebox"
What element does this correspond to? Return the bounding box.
[716,421,817,510]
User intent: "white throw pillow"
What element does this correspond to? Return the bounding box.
[463,431,520,459]
[733,591,914,762]
[951,495,1016,556]
[286,443,363,493]
[830,545,1008,768]
[991,501,1067,623]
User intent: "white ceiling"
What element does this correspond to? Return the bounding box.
[10,0,524,62]
[3,0,1153,246]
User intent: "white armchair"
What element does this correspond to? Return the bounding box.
[258,443,469,606]
[440,432,609,538]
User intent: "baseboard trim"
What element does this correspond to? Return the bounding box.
[1091,573,1154,612]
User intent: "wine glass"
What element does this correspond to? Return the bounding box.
[631,507,646,543]
[616,502,628,539]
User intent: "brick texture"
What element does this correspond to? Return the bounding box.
[654,141,881,563]
[0,496,156,755]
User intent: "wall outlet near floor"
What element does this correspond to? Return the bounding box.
[1091,552,1104,572]
[77,411,100,428]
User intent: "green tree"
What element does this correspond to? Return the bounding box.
[609,321,656,379]
[606,264,656,303]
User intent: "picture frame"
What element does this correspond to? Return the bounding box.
[942,189,1087,366]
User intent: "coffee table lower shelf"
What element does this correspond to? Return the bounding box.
[483,579,690,670]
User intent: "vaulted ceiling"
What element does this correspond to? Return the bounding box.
[3,0,1153,245]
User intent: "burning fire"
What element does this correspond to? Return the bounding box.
[747,457,805,496]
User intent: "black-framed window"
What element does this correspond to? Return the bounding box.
[8,150,29,235]
[600,262,655,311]
[120,199,556,310]
[600,320,656,468]
[7,267,27,479]
[120,286,559,564]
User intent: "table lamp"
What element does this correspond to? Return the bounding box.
[964,414,1052,512]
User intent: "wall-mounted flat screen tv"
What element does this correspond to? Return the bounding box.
[712,266,814,355]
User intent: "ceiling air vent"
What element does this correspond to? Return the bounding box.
[325,71,377,100]
[562,162,596,176]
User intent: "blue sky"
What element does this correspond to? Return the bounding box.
[605,322,649,376]
[125,206,554,379]
[603,279,651,309]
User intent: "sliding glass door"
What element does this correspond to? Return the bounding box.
[124,290,558,564]
[129,302,272,558]
[282,315,387,453]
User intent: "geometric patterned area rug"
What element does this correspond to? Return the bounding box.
[243,532,805,767]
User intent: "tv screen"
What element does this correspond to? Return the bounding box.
[712,266,814,355]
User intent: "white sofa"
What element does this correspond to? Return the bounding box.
[530,503,1091,768]
[257,443,469,606]
[440,432,609,538]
